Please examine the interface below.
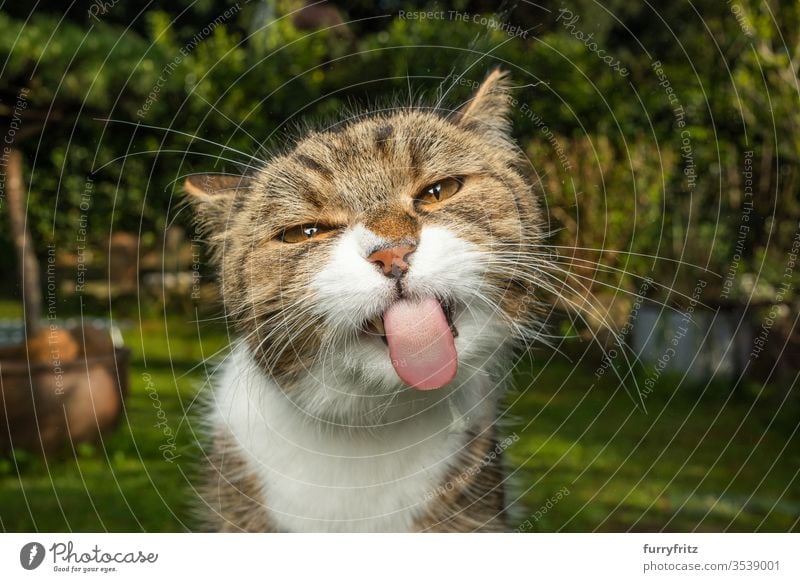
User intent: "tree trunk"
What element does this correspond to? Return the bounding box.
[4,148,42,336]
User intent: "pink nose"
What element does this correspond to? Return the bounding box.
[367,245,416,278]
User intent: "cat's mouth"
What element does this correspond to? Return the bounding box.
[362,297,459,390]
[363,298,458,342]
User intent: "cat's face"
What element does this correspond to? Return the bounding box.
[187,70,544,422]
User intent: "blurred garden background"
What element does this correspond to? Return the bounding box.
[0,0,798,531]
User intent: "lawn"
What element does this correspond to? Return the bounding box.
[0,300,798,532]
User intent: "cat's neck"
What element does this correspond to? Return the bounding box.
[212,342,500,439]
[209,343,504,532]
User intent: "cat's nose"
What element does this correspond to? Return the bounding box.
[367,244,416,278]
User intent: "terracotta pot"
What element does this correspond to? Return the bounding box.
[0,347,130,453]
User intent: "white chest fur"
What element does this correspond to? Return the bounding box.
[210,344,494,532]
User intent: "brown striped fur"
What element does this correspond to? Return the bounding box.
[199,430,273,532]
[188,70,544,532]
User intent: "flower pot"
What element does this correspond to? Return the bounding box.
[0,323,129,453]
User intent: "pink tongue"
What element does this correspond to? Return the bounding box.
[383,298,458,390]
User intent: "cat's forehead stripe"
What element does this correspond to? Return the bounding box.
[295,154,332,180]
[405,135,425,177]
[374,124,394,156]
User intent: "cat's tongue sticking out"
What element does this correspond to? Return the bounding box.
[382,297,458,390]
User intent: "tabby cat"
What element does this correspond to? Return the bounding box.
[185,69,545,532]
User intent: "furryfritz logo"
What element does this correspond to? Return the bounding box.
[20,542,46,570]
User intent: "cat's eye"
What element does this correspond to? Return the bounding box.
[279,224,334,243]
[415,177,463,206]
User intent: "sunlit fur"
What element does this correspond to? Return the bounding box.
[188,70,548,531]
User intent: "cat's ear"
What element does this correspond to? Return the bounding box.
[454,68,513,134]
[183,174,250,234]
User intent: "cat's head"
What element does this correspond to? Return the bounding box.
[186,70,545,422]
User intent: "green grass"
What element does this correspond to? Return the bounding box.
[505,356,800,532]
[0,300,797,532]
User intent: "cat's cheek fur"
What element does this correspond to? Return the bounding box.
[403,225,487,302]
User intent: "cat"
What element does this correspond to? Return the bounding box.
[185,69,545,532]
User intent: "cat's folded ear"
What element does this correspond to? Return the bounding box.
[454,68,513,135]
[183,174,250,234]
